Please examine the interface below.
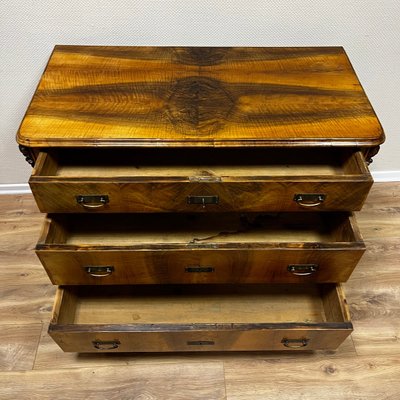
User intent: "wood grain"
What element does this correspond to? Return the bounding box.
[0,284,54,324]
[36,212,364,284]
[36,212,362,248]
[0,361,226,400]
[36,247,364,285]
[33,330,357,371]
[223,356,400,399]
[16,46,384,148]
[0,324,42,371]
[29,148,373,213]
[1,183,400,397]
[47,284,352,352]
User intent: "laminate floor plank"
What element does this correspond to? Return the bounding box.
[223,355,400,400]
[358,182,400,212]
[0,361,226,400]
[0,252,49,285]
[351,321,400,356]
[0,284,55,324]
[0,194,39,214]
[0,324,42,371]
[355,184,400,240]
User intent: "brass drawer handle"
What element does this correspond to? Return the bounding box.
[76,195,109,208]
[85,266,114,277]
[282,338,309,348]
[187,340,215,346]
[185,266,215,273]
[92,340,120,350]
[294,194,326,207]
[187,195,219,208]
[288,264,318,276]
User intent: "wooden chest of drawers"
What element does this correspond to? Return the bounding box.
[17,46,384,352]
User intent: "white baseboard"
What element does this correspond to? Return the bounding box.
[0,172,399,194]
[0,183,31,194]
[371,171,400,182]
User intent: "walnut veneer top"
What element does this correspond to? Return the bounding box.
[17,46,384,148]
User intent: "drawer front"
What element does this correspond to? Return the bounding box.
[37,249,364,284]
[49,327,352,352]
[29,149,373,213]
[48,284,353,352]
[30,180,372,213]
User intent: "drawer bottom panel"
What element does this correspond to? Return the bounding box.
[49,284,353,352]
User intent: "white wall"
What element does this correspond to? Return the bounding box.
[1,0,399,185]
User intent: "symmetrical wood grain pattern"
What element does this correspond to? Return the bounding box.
[35,212,365,284]
[36,248,364,285]
[1,185,400,399]
[29,148,373,213]
[16,46,384,148]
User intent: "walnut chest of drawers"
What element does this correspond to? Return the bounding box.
[17,46,384,352]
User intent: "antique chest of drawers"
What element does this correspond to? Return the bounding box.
[17,46,384,352]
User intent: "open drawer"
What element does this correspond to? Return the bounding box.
[48,284,353,352]
[29,147,372,213]
[36,212,365,284]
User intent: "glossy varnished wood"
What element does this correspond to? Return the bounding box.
[29,148,373,213]
[17,46,384,148]
[48,284,352,352]
[1,186,400,398]
[36,213,365,284]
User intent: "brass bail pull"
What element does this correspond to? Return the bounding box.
[92,340,120,350]
[281,338,309,348]
[294,193,326,207]
[85,266,114,277]
[76,195,109,209]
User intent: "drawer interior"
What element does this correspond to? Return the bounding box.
[33,147,369,180]
[39,213,362,248]
[55,284,349,325]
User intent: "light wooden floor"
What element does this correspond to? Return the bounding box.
[0,183,399,399]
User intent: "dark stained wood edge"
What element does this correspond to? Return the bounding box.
[30,175,372,183]
[48,321,353,333]
[16,137,386,148]
[29,174,373,183]
[35,242,366,252]
[53,44,347,55]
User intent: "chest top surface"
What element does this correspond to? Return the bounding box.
[17,46,384,148]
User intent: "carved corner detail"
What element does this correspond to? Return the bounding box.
[18,145,35,167]
[365,146,380,166]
